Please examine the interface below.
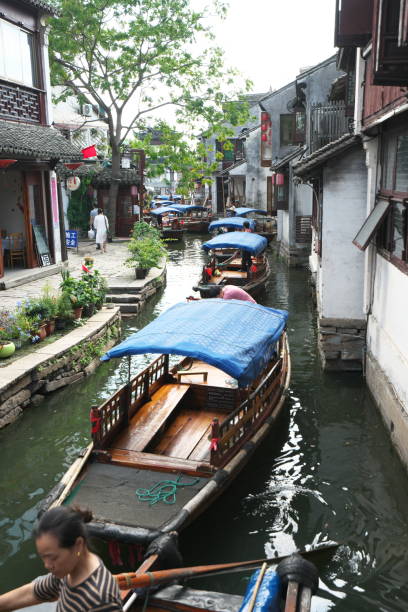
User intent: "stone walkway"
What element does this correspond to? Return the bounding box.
[1,240,133,312]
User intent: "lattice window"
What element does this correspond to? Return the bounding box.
[295,215,312,243]
[0,81,41,123]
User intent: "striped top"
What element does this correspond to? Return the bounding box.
[33,560,123,611]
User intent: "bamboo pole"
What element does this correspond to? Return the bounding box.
[246,562,267,612]
[49,443,93,509]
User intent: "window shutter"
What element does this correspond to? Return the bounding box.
[373,0,408,85]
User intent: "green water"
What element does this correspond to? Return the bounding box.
[1,235,408,610]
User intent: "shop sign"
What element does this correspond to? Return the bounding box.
[67,176,81,191]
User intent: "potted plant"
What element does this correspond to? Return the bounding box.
[40,285,58,336]
[0,309,15,358]
[56,293,73,329]
[125,235,167,279]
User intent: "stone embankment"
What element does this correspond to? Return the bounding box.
[0,308,121,430]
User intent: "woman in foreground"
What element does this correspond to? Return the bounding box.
[0,506,122,611]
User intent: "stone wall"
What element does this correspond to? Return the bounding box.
[0,309,121,429]
[318,317,367,371]
[278,240,310,267]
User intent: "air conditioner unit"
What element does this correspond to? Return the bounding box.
[82,103,92,117]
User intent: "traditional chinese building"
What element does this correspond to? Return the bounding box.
[0,0,80,283]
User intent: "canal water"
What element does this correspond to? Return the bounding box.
[1,234,408,610]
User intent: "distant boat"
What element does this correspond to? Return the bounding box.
[195,231,270,298]
[233,207,276,241]
[40,299,290,547]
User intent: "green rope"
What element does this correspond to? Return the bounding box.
[135,474,200,506]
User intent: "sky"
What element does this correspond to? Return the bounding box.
[208,0,337,94]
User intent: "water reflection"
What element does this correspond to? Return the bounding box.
[1,238,408,610]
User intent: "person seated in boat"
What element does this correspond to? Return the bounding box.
[243,220,252,233]
[0,506,123,611]
[188,285,256,303]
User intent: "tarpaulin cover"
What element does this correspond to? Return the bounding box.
[150,206,181,215]
[171,204,207,212]
[101,299,288,387]
[154,200,175,207]
[209,217,256,231]
[234,207,268,217]
[202,231,267,255]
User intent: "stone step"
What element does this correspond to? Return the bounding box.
[106,294,141,304]
[107,284,143,295]
[117,303,140,314]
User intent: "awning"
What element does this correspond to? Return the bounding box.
[209,217,256,231]
[270,146,304,171]
[172,204,207,212]
[150,207,181,216]
[101,299,288,387]
[92,168,142,187]
[353,198,391,250]
[0,120,81,161]
[234,207,267,217]
[202,231,268,255]
[293,134,361,178]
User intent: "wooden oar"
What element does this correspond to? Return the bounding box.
[122,554,159,611]
[247,562,268,612]
[115,541,339,590]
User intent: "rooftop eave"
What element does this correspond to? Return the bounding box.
[292,134,361,178]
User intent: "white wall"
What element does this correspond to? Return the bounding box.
[319,147,367,319]
[368,255,408,410]
[0,171,25,234]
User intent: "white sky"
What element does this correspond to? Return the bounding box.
[209,0,337,93]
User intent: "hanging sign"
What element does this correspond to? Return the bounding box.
[67,176,81,191]
[65,229,78,249]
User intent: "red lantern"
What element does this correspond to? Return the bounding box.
[261,112,269,122]
[0,159,17,169]
[261,134,268,142]
[276,173,284,186]
[261,123,268,132]
[64,162,84,171]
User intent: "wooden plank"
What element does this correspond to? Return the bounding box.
[157,410,214,459]
[114,384,190,452]
[188,411,226,462]
[108,447,213,478]
[176,361,235,388]
[284,581,299,612]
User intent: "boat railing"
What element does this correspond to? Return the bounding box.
[91,354,169,448]
[211,338,284,467]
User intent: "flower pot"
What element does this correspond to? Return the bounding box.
[55,317,67,330]
[0,342,16,359]
[38,324,47,341]
[82,304,95,318]
[135,267,148,279]
[45,320,56,336]
[73,306,83,320]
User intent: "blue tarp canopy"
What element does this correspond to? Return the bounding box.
[202,231,268,254]
[156,195,172,200]
[150,206,181,216]
[101,299,288,387]
[155,200,175,206]
[209,217,256,232]
[172,204,207,212]
[173,195,183,200]
[234,207,268,217]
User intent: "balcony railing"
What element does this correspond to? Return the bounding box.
[0,79,44,124]
[310,101,350,153]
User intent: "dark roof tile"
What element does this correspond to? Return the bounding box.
[0,120,81,160]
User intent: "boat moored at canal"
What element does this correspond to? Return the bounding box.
[233,208,276,241]
[168,204,212,233]
[195,231,270,298]
[40,299,289,547]
[149,206,185,241]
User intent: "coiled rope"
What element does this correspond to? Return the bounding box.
[135,474,200,506]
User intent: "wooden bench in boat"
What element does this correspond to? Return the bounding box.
[107,448,215,477]
[114,384,190,452]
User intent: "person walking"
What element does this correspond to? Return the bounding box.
[89,205,99,249]
[0,506,123,611]
[93,208,109,253]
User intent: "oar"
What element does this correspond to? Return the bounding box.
[116,541,339,590]
[122,554,159,611]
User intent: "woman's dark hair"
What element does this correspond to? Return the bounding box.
[98,208,103,214]
[206,285,222,298]
[243,221,250,228]
[34,506,93,548]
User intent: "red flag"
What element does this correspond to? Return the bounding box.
[82,264,90,273]
[82,144,97,159]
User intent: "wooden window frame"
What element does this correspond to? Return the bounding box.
[373,0,408,85]
[376,199,408,273]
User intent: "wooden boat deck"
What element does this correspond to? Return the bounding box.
[175,360,237,387]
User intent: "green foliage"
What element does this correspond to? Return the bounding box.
[48,0,252,165]
[126,222,167,269]
[67,174,95,231]
[59,269,108,309]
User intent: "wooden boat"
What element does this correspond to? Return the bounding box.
[169,204,212,233]
[234,207,277,242]
[149,206,184,241]
[195,231,270,298]
[40,299,290,548]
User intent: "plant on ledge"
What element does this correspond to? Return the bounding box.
[125,222,167,278]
